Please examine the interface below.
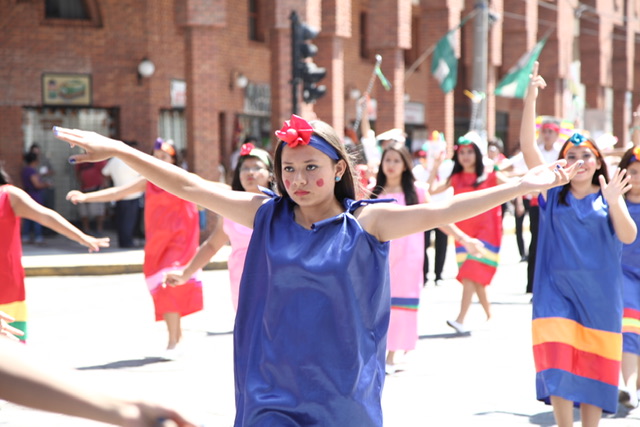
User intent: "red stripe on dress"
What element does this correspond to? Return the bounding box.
[624,308,640,320]
[533,341,619,386]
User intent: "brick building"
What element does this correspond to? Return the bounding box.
[1,0,639,221]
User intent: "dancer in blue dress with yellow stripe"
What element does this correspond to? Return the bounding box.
[522,62,637,426]
[618,145,640,408]
[53,114,581,427]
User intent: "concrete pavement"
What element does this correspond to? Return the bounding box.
[8,219,640,426]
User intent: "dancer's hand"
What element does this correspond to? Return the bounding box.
[600,167,632,206]
[53,127,126,164]
[80,235,111,253]
[66,190,87,204]
[119,401,198,427]
[526,62,547,99]
[0,311,24,341]
[520,160,582,192]
[163,270,189,287]
[460,237,485,258]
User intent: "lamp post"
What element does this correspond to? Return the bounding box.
[471,0,488,135]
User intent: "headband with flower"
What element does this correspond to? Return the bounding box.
[454,135,477,151]
[274,114,339,160]
[154,138,176,157]
[239,142,272,167]
[631,146,640,163]
[561,132,599,158]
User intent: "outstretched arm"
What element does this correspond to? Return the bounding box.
[438,224,484,258]
[8,186,109,252]
[519,62,547,170]
[359,160,581,242]
[66,177,147,204]
[53,128,265,228]
[164,218,229,286]
[0,338,197,426]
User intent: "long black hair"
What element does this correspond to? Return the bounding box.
[230,148,274,192]
[370,141,419,205]
[449,141,485,187]
[556,136,608,205]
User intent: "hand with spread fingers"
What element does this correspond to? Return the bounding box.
[53,127,127,164]
[519,160,581,192]
[599,167,632,206]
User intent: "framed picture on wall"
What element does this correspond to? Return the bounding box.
[42,73,92,106]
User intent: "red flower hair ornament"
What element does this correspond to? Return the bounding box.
[240,143,255,156]
[274,114,339,160]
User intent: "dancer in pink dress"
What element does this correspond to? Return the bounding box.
[165,143,274,311]
[370,142,483,372]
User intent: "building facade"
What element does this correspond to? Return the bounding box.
[1,0,639,220]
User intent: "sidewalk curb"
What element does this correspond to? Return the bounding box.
[24,260,228,277]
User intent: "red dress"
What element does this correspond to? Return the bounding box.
[0,185,27,340]
[450,172,502,286]
[143,182,203,320]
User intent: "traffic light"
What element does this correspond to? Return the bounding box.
[290,11,326,106]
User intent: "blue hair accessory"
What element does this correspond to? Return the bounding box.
[568,133,587,146]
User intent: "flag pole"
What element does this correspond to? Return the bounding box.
[353,54,383,133]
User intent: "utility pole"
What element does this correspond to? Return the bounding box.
[471,0,488,136]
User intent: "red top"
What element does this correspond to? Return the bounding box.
[142,182,200,277]
[75,161,107,190]
[0,185,25,305]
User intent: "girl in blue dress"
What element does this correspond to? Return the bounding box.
[521,62,637,427]
[618,145,640,408]
[53,115,580,427]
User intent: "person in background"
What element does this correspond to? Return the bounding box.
[0,164,109,341]
[429,132,511,334]
[0,312,197,427]
[28,143,56,217]
[75,160,108,235]
[101,141,144,248]
[20,152,51,245]
[165,143,274,312]
[523,62,636,426]
[412,143,452,286]
[66,138,202,357]
[617,146,640,409]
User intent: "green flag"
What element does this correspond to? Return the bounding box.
[431,30,458,93]
[495,36,548,98]
[375,63,392,90]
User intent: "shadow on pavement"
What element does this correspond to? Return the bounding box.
[475,410,558,426]
[418,332,471,339]
[206,331,233,337]
[77,357,172,370]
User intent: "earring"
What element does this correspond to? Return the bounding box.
[335,176,341,182]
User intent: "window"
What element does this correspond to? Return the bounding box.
[44,0,102,27]
[45,0,89,20]
[248,0,265,42]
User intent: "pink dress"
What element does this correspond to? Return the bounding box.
[223,218,253,311]
[386,183,427,351]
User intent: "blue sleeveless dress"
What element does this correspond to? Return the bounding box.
[233,195,391,426]
[532,187,623,414]
[622,201,640,355]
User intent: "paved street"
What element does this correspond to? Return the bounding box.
[2,234,640,426]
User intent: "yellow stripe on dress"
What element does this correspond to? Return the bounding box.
[0,300,27,322]
[532,317,622,361]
